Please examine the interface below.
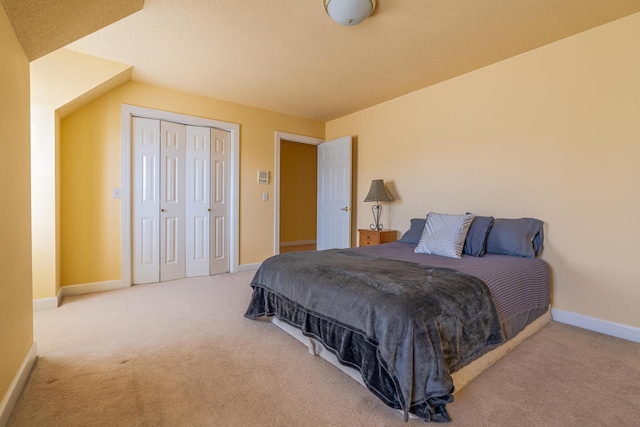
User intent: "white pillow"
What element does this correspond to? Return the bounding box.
[414,212,476,258]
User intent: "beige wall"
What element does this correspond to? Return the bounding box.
[60,81,324,285]
[327,13,640,329]
[280,141,317,243]
[30,49,132,299]
[0,4,33,410]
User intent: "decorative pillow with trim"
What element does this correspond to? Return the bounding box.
[415,212,475,258]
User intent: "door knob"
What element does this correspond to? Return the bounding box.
[161,209,166,212]
[208,208,212,212]
[340,206,349,212]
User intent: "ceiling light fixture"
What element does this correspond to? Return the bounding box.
[324,0,376,26]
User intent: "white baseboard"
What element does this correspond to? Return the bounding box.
[552,309,640,343]
[60,280,126,297]
[32,296,58,311]
[33,280,125,311]
[280,240,316,247]
[238,263,261,272]
[0,342,37,427]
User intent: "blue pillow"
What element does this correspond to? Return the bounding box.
[463,215,494,257]
[398,217,426,245]
[485,218,544,258]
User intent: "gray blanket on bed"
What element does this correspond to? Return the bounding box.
[245,249,503,421]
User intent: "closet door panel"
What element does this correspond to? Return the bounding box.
[133,118,161,284]
[160,121,186,281]
[186,126,211,277]
[210,128,231,274]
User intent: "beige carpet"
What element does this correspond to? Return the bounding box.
[8,272,640,426]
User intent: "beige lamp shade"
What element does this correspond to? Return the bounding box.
[364,179,394,203]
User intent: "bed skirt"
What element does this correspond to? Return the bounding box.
[262,307,551,415]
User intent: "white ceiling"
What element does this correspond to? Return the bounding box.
[56,0,640,121]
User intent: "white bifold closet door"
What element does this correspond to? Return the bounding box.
[132,117,230,284]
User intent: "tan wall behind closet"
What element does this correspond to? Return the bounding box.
[280,140,317,244]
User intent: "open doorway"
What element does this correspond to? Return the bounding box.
[279,140,317,254]
[274,131,324,255]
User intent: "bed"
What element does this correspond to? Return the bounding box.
[244,214,550,422]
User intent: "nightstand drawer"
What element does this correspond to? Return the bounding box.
[360,234,380,246]
[358,229,396,247]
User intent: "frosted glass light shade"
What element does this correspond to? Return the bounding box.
[324,0,376,26]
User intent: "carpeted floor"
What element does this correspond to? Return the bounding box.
[8,272,640,426]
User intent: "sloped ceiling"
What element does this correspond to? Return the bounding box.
[0,0,144,61]
[4,0,640,121]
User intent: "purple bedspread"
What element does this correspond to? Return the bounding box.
[350,242,551,338]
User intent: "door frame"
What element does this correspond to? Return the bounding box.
[122,104,240,286]
[274,131,324,255]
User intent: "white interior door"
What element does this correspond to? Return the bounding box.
[160,121,186,282]
[133,117,161,284]
[317,136,352,250]
[133,118,229,283]
[185,126,211,277]
[210,128,230,274]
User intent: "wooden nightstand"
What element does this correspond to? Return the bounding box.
[358,229,397,247]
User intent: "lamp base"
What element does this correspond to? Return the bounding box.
[370,203,383,231]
